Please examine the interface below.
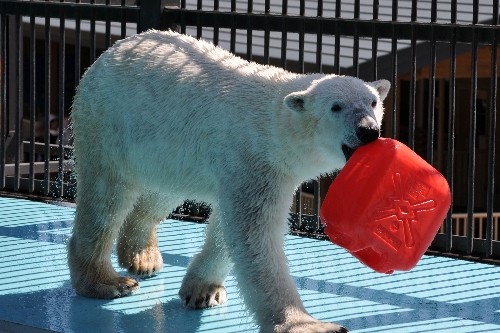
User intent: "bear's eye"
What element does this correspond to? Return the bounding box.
[331,104,342,112]
[371,100,377,108]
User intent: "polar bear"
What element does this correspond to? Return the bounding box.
[68,30,390,333]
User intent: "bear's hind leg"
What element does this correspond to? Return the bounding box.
[117,192,173,277]
[68,176,140,299]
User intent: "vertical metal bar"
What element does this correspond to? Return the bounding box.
[121,0,127,38]
[315,0,323,73]
[281,0,288,70]
[90,0,96,62]
[294,188,301,230]
[371,0,379,80]
[196,0,202,38]
[138,0,164,33]
[105,0,111,49]
[333,0,341,74]
[352,0,360,76]
[408,0,417,150]
[246,0,253,61]
[230,0,236,53]
[73,0,82,196]
[213,0,219,45]
[0,6,6,188]
[313,179,320,229]
[298,0,305,73]
[75,0,81,87]
[180,0,186,34]
[427,0,437,164]
[58,2,66,197]
[13,8,22,191]
[466,0,479,255]
[445,0,457,252]
[44,4,51,195]
[29,7,36,193]
[390,0,398,138]
[263,0,270,64]
[485,0,499,258]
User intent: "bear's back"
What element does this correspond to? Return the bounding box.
[72,30,304,127]
[101,30,296,89]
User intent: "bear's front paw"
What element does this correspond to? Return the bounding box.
[269,314,347,333]
[73,274,139,299]
[274,322,347,333]
[118,246,163,277]
[179,278,227,309]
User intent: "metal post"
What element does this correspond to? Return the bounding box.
[163,0,181,32]
[138,0,174,33]
[6,14,21,168]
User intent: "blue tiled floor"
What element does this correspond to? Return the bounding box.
[0,196,499,332]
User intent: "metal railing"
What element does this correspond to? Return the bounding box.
[1,0,500,263]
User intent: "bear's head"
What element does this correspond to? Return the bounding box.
[283,75,390,171]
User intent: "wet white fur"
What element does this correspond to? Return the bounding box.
[68,30,390,333]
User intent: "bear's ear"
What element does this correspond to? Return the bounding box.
[283,92,307,113]
[371,79,391,101]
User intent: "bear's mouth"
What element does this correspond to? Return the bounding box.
[342,144,356,161]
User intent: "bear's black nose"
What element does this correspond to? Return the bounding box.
[357,126,379,143]
[356,116,380,144]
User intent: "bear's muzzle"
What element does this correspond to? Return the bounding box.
[355,116,380,144]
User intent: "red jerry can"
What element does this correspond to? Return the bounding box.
[320,138,451,274]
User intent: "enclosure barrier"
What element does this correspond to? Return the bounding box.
[1,0,499,263]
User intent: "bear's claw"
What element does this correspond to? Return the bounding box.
[269,314,347,333]
[73,275,140,299]
[179,283,227,309]
[114,278,140,297]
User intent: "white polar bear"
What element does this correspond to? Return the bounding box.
[68,30,390,333]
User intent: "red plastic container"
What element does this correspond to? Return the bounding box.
[320,138,451,274]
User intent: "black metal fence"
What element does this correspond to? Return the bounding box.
[1,0,500,263]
